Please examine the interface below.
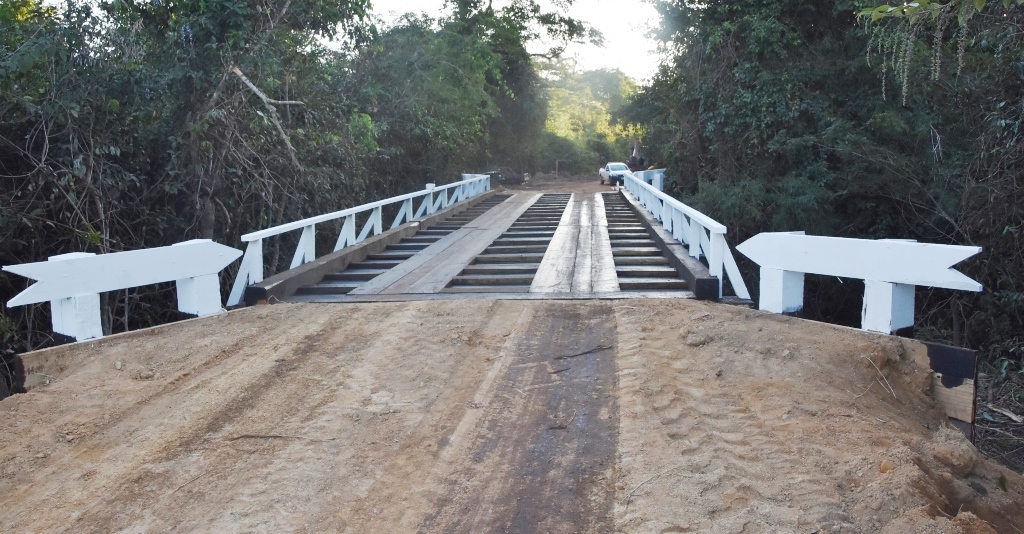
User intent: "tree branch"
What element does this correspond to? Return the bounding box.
[229,63,303,172]
[230,64,305,106]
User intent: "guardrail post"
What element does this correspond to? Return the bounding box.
[709,232,726,298]
[862,281,915,334]
[759,267,805,314]
[172,242,225,316]
[672,209,686,243]
[227,239,264,307]
[371,206,382,236]
[176,273,222,316]
[290,224,316,269]
[48,252,103,340]
[651,171,665,192]
[688,218,702,259]
[335,215,356,251]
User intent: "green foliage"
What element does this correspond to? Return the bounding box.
[347,17,498,184]
[535,131,599,174]
[858,0,1024,25]
[536,64,639,172]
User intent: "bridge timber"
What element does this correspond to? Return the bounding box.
[244,178,729,305]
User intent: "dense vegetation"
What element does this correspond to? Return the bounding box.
[538,64,638,173]
[0,0,605,359]
[622,0,1023,467]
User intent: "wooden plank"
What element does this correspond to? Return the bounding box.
[398,195,541,294]
[586,193,620,293]
[530,194,579,293]
[349,194,541,295]
[901,337,978,437]
[924,340,977,425]
[570,195,594,292]
[288,289,694,304]
[932,375,976,423]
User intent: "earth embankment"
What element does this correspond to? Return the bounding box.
[1,299,1022,532]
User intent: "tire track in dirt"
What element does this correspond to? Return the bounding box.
[333,300,533,532]
[150,300,519,532]
[60,308,342,532]
[418,301,619,533]
[0,305,333,531]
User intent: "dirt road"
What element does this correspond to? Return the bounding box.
[2,298,1022,533]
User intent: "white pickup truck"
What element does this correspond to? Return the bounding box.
[599,162,632,185]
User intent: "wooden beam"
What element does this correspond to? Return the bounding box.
[531,194,580,293]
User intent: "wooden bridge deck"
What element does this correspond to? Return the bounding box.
[531,192,619,293]
[284,188,710,303]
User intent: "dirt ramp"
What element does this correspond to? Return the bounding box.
[1,299,1022,533]
[611,302,1023,533]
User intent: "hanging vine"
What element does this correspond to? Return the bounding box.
[860,0,1023,101]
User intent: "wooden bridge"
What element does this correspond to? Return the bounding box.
[3,174,1018,533]
[246,188,728,305]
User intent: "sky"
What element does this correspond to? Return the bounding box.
[367,0,664,83]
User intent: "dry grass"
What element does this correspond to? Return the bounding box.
[976,362,1024,473]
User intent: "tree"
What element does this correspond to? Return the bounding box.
[534,64,639,173]
[345,16,498,186]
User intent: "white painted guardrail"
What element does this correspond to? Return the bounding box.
[3,240,242,341]
[227,174,491,306]
[622,171,750,300]
[633,169,665,191]
[737,232,983,334]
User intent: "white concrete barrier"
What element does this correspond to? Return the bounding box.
[737,232,983,333]
[4,240,242,340]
